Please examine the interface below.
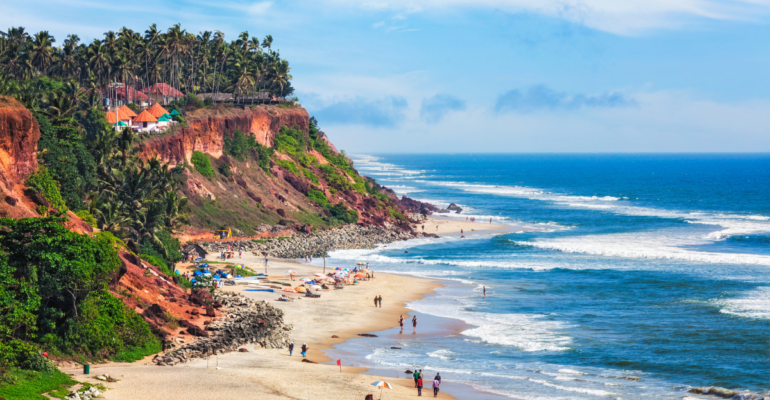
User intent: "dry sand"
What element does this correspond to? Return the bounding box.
[63,255,459,399]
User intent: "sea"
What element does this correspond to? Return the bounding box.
[318,154,770,399]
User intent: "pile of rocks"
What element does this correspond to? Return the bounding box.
[248,224,424,259]
[201,223,430,259]
[64,386,101,400]
[152,292,292,366]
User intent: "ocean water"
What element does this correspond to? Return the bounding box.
[322,154,770,399]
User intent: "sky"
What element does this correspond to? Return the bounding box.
[3,0,770,153]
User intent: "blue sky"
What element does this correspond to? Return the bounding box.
[3,0,770,152]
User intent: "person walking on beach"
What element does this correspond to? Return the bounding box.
[288,341,294,356]
[264,257,269,267]
[399,315,404,333]
[460,228,464,237]
[301,343,308,357]
[374,295,379,308]
[378,295,382,308]
[412,315,418,333]
[432,377,441,397]
[413,370,420,387]
[417,376,423,396]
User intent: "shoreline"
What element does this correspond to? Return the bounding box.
[62,226,517,399]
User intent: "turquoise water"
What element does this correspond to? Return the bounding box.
[322,154,770,399]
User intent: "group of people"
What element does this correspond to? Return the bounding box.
[412,370,442,397]
[304,254,313,263]
[287,341,308,357]
[464,216,493,224]
[398,315,418,333]
[373,295,383,307]
[218,245,243,260]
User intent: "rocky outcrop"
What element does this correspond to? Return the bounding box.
[0,96,40,219]
[152,292,292,366]
[139,106,309,166]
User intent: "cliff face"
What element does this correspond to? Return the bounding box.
[0,97,40,219]
[139,107,309,166]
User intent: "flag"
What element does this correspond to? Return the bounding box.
[336,359,341,366]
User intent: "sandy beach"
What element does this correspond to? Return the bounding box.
[420,215,512,236]
[62,251,464,399]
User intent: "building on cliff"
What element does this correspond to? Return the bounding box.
[141,83,185,105]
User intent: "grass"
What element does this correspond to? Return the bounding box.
[0,368,77,400]
[108,341,162,363]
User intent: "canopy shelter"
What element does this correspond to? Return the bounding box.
[169,109,181,116]
[132,110,158,132]
[118,104,137,118]
[156,114,172,127]
[147,103,170,119]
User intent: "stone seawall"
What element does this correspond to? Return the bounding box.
[202,223,437,259]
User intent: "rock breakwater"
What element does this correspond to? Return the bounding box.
[152,292,291,366]
[202,223,436,259]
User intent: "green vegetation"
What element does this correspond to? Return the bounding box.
[75,210,97,227]
[223,129,271,172]
[276,159,299,175]
[0,25,294,107]
[218,163,232,177]
[0,368,77,400]
[0,217,160,368]
[25,166,67,212]
[273,125,308,156]
[191,151,214,177]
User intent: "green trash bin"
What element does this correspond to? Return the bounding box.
[83,364,90,374]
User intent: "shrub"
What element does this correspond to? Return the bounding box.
[276,160,299,175]
[191,151,214,177]
[75,210,97,228]
[307,189,330,207]
[218,163,232,177]
[140,254,170,275]
[25,166,67,212]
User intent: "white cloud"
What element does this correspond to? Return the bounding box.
[317,0,770,34]
[247,1,273,16]
[320,89,770,152]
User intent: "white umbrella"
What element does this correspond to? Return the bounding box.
[371,381,392,399]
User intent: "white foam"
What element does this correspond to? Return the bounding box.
[427,349,455,360]
[407,289,573,352]
[529,378,615,396]
[418,180,770,240]
[719,286,770,320]
[517,229,770,266]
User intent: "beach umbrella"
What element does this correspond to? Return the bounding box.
[343,268,350,272]
[356,262,366,265]
[371,381,392,399]
[286,270,297,274]
[354,274,366,278]
[335,267,341,271]
[299,277,310,282]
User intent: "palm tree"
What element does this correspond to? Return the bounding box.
[30,31,55,75]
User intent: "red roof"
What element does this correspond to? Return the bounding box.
[101,86,148,102]
[141,83,184,98]
[133,110,158,123]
